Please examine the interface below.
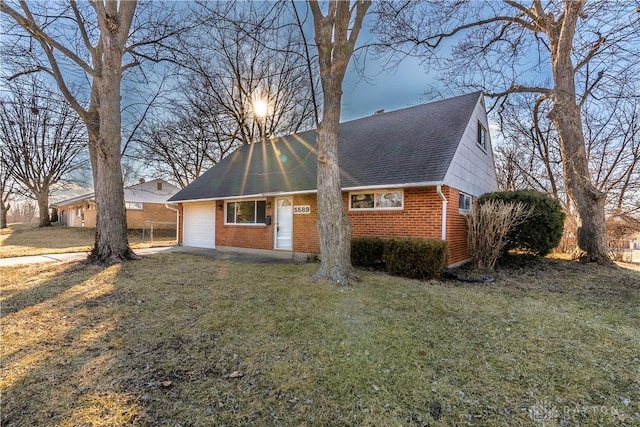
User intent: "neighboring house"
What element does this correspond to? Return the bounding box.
[168,92,498,267]
[52,179,180,231]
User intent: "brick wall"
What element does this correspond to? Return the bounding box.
[215,199,274,250]
[84,205,96,227]
[59,201,176,231]
[291,186,469,265]
[292,194,319,253]
[58,203,96,227]
[443,186,471,265]
[177,186,472,266]
[177,204,184,244]
[126,203,176,229]
[347,187,443,240]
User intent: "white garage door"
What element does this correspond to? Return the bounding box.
[183,202,216,249]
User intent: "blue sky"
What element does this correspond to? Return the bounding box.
[341,54,430,121]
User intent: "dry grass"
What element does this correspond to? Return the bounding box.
[0,223,175,258]
[1,253,638,426]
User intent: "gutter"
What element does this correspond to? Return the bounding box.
[171,181,446,204]
[436,184,447,241]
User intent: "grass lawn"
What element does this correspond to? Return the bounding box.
[0,223,176,258]
[1,252,638,426]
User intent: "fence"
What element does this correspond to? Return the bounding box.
[142,221,177,242]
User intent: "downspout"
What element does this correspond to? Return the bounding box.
[165,203,179,243]
[436,184,447,241]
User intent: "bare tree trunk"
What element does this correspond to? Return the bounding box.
[88,10,137,263]
[309,0,370,285]
[315,84,354,285]
[548,1,611,264]
[35,189,51,227]
[0,202,9,228]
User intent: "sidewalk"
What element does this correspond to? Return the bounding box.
[0,246,176,267]
[0,246,303,267]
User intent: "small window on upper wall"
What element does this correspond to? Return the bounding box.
[477,121,487,150]
[157,182,162,191]
[125,202,143,210]
[459,192,472,213]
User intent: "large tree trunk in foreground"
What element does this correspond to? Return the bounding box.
[315,91,355,285]
[309,0,370,285]
[88,6,138,264]
[548,1,611,264]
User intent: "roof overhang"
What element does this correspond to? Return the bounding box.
[50,193,95,208]
[172,181,446,204]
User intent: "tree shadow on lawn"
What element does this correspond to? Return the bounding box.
[1,262,91,319]
[1,261,141,426]
[3,254,639,426]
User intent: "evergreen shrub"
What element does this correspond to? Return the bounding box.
[382,237,448,280]
[478,190,565,256]
[351,237,386,269]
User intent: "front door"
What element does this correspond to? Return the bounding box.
[275,198,293,250]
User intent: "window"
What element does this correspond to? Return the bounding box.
[226,200,267,224]
[477,121,487,150]
[350,190,403,210]
[459,192,472,213]
[157,182,163,191]
[125,202,143,210]
[86,203,91,210]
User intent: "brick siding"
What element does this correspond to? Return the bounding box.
[58,202,175,231]
[178,185,471,266]
[215,201,275,250]
[443,186,471,265]
[126,203,177,229]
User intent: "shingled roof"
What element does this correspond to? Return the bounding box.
[169,91,482,202]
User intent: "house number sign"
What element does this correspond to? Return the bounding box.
[293,205,311,214]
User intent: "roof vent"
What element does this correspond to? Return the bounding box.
[374,109,385,115]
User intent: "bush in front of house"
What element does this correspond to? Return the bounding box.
[381,237,448,280]
[351,237,386,269]
[467,199,532,270]
[479,190,565,256]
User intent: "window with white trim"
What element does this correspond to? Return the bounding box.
[349,190,403,210]
[226,200,267,224]
[125,202,143,210]
[477,121,487,150]
[459,192,472,213]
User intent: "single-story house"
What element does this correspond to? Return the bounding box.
[52,179,180,231]
[168,91,498,266]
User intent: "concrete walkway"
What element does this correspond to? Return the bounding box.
[0,247,176,267]
[0,246,304,267]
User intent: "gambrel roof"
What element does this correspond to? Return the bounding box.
[169,91,487,202]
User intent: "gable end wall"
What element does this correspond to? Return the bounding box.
[444,95,498,197]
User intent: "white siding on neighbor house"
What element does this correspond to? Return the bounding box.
[443,95,498,197]
[183,202,216,249]
[125,179,180,203]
